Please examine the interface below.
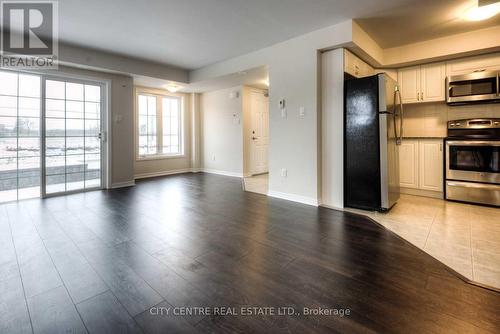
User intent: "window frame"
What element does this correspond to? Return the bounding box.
[135,87,184,161]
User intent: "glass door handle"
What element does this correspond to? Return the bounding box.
[97,132,106,142]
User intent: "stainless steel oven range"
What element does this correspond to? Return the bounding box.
[445,118,500,206]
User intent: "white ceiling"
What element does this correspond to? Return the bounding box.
[55,0,417,70]
[4,0,497,73]
[356,0,500,48]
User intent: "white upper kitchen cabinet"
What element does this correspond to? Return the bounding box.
[421,63,446,102]
[398,66,420,104]
[418,139,443,192]
[344,49,374,78]
[398,62,446,104]
[446,52,500,76]
[399,139,419,189]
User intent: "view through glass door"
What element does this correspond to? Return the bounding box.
[44,78,103,195]
[0,71,41,202]
[0,69,105,203]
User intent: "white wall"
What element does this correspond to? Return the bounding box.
[191,20,353,204]
[200,86,244,176]
[321,49,345,209]
[59,43,188,83]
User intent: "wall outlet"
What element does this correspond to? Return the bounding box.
[281,168,287,177]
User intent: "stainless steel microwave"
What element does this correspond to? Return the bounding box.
[446,71,500,105]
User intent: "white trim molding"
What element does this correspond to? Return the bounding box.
[134,168,192,180]
[400,187,444,199]
[133,168,244,180]
[267,190,319,207]
[201,169,244,178]
[319,203,345,211]
[111,180,136,189]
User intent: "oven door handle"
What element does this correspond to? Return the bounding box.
[447,181,500,190]
[446,140,500,147]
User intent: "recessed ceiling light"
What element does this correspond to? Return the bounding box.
[463,1,500,21]
[165,84,181,93]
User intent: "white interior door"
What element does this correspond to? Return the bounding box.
[250,90,269,175]
[43,78,104,196]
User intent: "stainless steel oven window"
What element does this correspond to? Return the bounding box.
[446,141,500,184]
[449,145,499,173]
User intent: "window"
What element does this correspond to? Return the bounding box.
[137,92,182,159]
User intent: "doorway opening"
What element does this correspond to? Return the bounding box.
[243,87,269,195]
[0,69,107,203]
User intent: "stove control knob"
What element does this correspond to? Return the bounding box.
[456,122,461,126]
[450,123,455,127]
[494,121,499,126]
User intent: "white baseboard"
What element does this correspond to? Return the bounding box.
[132,167,243,181]
[111,180,136,189]
[134,168,192,180]
[267,190,319,207]
[400,187,443,199]
[319,203,344,211]
[201,169,244,178]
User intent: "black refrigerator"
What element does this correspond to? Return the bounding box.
[344,74,403,211]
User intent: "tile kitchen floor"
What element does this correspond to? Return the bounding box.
[352,194,500,290]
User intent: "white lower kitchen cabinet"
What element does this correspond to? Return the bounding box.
[399,140,419,189]
[418,139,443,192]
[399,138,444,197]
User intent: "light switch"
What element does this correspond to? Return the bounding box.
[279,99,286,109]
[299,107,306,117]
[281,168,287,177]
[281,108,287,118]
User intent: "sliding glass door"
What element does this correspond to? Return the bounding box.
[44,78,103,195]
[0,69,105,203]
[0,71,41,202]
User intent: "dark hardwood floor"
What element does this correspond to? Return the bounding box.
[1,173,499,334]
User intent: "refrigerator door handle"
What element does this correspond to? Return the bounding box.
[393,90,399,143]
[398,88,404,144]
[393,88,404,145]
